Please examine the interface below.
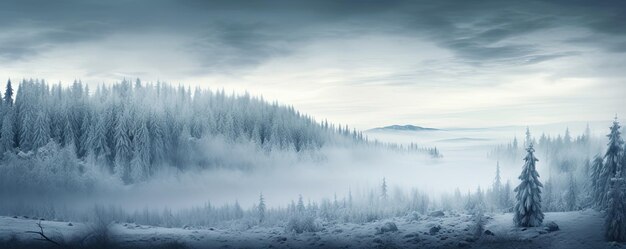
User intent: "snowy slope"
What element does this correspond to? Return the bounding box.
[1,210,622,249]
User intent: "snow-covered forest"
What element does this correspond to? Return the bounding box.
[1,80,625,249]
[0,79,446,197]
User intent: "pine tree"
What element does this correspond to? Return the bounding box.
[31,110,50,150]
[543,178,554,212]
[130,118,150,181]
[348,188,353,208]
[89,114,110,161]
[297,194,305,213]
[77,112,91,158]
[564,127,572,145]
[566,173,577,211]
[524,127,532,148]
[258,193,266,224]
[606,170,626,241]
[493,161,502,208]
[61,115,75,148]
[599,117,624,209]
[114,111,132,181]
[381,177,388,201]
[503,180,512,209]
[584,123,591,143]
[514,143,544,227]
[4,79,13,106]
[591,155,604,206]
[0,110,14,154]
[148,113,165,166]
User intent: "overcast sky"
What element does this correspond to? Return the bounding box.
[0,0,624,129]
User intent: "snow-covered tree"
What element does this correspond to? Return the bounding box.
[381,177,388,201]
[297,194,305,213]
[514,143,544,227]
[130,118,150,182]
[0,110,14,154]
[89,114,110,161]
[606,170,626,241]
[4,79,13,106]
[0,78,392,184]
[114,111,132,181]
[32,111,50,150]
[591,155,604,206]
[598,118,624,209]
[566,173,577,211]
[258,193,266,224]
[564,127,572,145]
[493,161,503,208]
[524,127,532,148]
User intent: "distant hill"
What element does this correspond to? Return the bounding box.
[367,125,439,132]
[436,137,490,143]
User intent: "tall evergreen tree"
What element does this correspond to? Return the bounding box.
[606,170,626,241]
[89,114,110,161]
[566,173,577,211]
[18,107,33,151]
[31,110,50,150]
[514,143,544,227]
[524,127,532,148]
[130,119,150,182]
[4,79,13,106]
[148,113,165,167]
[381,177,388,201]
[591,155,604,206]
[0,110,14,154]
[598,118,624,209]
[564,127,572,145]
[114,111,132,181]
[493,161,503,209]
[258,193,266,224]
[297,194,305,213]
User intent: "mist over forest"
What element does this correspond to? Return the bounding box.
[0,78,623,249]
[1,0,626,247]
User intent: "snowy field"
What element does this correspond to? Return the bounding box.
[1,210,621,249]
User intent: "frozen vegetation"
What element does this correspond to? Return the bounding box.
[0,79,625,248]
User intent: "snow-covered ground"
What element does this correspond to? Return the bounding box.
[1,209,622,249]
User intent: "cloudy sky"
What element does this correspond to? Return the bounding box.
[0,0,624,129]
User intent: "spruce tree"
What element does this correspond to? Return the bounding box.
[599,118,624,209]
[18,101,33,151]
[89,114,110,161]
[606,170,626,241]
[130,119,150,181]
[514,143,544,227]
[31,110,50,150]
[524,127,532,148]
[258,193,266,224]
[4,79,13,106]
[566,173,577,211]
[0,111,14,153]
[297,194,305,213]
[493,162,502,208]
[148,113,165,166]
[591,155,604,206]
[114,111,132,181]
[381,177,388,201]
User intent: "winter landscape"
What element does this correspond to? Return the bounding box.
[1,1,626,249]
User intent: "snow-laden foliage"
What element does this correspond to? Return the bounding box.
[605,170,626,242]
[490,126,603,212]
[514,143,544,227]
[597,118,624,209]
[0,141,105,194]
[0,79,372,184]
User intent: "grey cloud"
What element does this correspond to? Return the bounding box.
[0,0,624,71]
